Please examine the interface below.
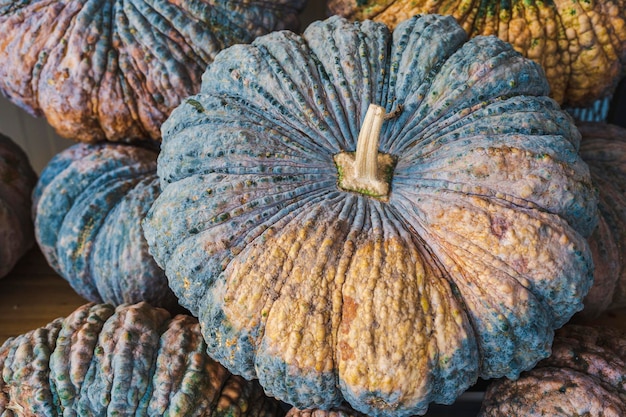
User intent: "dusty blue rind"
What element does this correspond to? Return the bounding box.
[33,143,177,309]
[144,14,599,417]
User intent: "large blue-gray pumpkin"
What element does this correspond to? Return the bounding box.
[32,142,178,310]
[0,302,285,416]
[0,133,37,278]
[143,14,599,417]
[0,0,306,143]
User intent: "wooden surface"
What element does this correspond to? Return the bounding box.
[0,246,86,345]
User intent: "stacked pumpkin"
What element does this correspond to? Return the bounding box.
[480,324,626,415]
[144,14,598,416]
[577,122,626,319]
[0,133,37,278]
[327,0,626,110]
[0,302,286,416]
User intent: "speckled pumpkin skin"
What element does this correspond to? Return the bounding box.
[0,133,37,278]
[480,324,626,416]
[328,0,626,108]
[577,122,626,319]
[143,15,598,417]
[32,142,178,310]
[0,302,285,417]
[0,0,306,143]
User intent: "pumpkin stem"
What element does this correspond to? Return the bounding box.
[334,103,397,201]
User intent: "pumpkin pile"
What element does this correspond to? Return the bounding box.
[4,1,626,415]
[144,14,598,416]
[327,0,626,108]
[31,141,180,310]
[0,133,37,278]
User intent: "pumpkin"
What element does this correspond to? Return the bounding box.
[479,324,626,416]
[327,0,626,108]
[32,141,179,310]
[0,302,286,416]
[143,15,598,417]
[0,133,37,278]
[576,122,626,319]
[0,0,306,143]
[286,406,365,417]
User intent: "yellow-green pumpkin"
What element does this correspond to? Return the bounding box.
[327,0,626,108]
[143,15,598,417]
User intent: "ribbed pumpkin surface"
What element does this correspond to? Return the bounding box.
[480,324,626,416]
[577,122,626,319]
[0,302,285,416]
[328,0,626,107]
[0,133,37,278]
[143,15,597,417]
[33,142,178,310]
[0,0,306,143]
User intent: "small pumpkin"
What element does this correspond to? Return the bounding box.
[143,15,597,416]
[32,141,178,310]
[576,122,626,319]
[0,302,285,416]
[0,0,306,143]
[479,324,626,416]
[0,133,37,278]
[327,0,626,108]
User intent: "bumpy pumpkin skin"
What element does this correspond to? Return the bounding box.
[0,133,37,278]
[0,302,285,417]
[0,0,306,143]
[479,324,626,416]
[577,122,626,319]
[286,406,366,417]
[144,15,597,417]
[327,0,626,107]
[32,142,178,310]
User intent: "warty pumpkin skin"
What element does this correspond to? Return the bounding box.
[576,122,626,319]
[143,15,598,417]
[0,302,286,416]
[0,133,37,278]
[479,324,626,416]
[0,0,306,143]
[32,141,178,310]
[327,0,626,108]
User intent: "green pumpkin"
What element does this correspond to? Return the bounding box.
[480,324,626,416]
[0,133,37,278]
[143,15,598,416]
[33,142,178,310]
[0,302,285,416]
[0,0,306,143]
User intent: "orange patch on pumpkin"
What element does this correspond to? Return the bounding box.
[341,296,359,334]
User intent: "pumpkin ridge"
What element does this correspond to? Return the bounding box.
[251,39,346,153]
[49,303,116,414]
